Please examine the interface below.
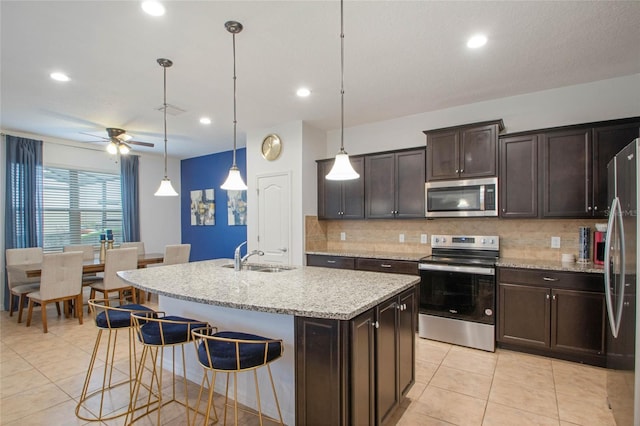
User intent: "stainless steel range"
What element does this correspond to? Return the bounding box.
[418,234,499,352]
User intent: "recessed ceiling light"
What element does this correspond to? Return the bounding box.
[50,72,70,82]
[296,87,311,97]
[199,117,211,125]
[467,34,487,49]
[141,1,165,17]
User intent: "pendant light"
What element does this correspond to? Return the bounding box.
[154,58,179,197]
[221,21,248,191]
[326,0,360,181]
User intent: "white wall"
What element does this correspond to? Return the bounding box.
[326,74,640,157]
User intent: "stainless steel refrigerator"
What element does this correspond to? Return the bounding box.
[605,138,639,426]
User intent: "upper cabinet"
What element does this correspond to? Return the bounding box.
[365,148,426,219]
[317,157,365,220]
[500,117,639,219]
[499,134,538,218]
[424,119,504,181]
[540,128,593,218]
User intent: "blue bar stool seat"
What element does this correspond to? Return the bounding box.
[76,299,157,422]
[191,326,284,426]
[126,313,209,425]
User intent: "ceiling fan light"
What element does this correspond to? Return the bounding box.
[106,141,118,154]
[221,166,248,191]
[154,178,179,196]
[118,143,131,155]
[326,150,360,180]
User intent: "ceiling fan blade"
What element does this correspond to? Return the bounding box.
[79,131,109,141]
[128,140,155,148]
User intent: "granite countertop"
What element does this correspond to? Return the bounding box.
[118,259,419,321]
[496,258,605,274]
[306,251,424,262]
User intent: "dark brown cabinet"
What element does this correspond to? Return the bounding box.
[317,157,365,219]
[591,122,640,216]
[424,120,503,181]
[307,254,355,269]
[539,128,592,218]
[497,267,605,366]
[499,134,538,218]
[365,149,425,219]
[295,285,417,426]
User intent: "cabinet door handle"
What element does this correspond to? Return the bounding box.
[372,321,379,329]
[502,208,506,213]
[542,277,558,282]
[546,294,550,299]
[460,169,464,173]
[594,206,598,211]
[326,260,336,264]
[588,206,592,211]
[380,264,392,268]
[552,294,556,300]
[455,169,459,173]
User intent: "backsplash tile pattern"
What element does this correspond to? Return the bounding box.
[305,216,604,262]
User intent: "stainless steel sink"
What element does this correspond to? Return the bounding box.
[221,264,295,272]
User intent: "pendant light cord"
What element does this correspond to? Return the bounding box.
[162,63,169,179]
[340,0,345,153]
[232,32,238,168]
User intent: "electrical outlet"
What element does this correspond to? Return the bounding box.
[340,232,346,241]
[399,233,405,243]
[551,236,561,248]
[420,234,428,244]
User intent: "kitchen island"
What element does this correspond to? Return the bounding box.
[118,258,419,425]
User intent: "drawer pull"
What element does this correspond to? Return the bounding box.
[326,260,336,264]
[380,264,392,268]
[542,277,558,282]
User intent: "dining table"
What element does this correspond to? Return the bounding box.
[8,253,165,279]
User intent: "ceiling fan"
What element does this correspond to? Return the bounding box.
[83,127,155,155]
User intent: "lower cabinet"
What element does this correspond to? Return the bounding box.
[295,285,417,425]
[497,267,605,366]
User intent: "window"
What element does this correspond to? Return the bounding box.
[42,167,122,252]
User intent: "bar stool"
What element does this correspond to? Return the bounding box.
[191,326,284,426]
[127,313,209,425]
[76,299,156,422]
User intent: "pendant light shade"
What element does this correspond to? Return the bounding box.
[155,58,179,197]
[326,0,359,181]
[221,20,248,191]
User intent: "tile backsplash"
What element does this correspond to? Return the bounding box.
[305,215,605,262]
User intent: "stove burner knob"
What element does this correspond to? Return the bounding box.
[489,239,495,244]
[442,237,447,243]
[481,238,486,244]
[434,237,440,243]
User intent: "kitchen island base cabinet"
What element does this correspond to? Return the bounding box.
[295,286,417,426]
[497,268,605,367]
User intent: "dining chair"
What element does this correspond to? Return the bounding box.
[88,247,139,309]
[163,243,190,265]
[6,247,43,322]
[120,241,145,256]
[25,251,84,333]
[64,244,101,285]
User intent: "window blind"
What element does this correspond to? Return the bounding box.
[42,167,123,252]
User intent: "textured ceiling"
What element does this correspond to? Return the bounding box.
[1,1,639,159]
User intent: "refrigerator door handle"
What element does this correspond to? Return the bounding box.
[604,196,622,338]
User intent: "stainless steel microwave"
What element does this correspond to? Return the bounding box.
[425,177,498,217]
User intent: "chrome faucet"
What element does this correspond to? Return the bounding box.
[233,241,264,271]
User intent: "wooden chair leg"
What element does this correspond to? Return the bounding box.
[9,294,15,317]
[130,287,138,304]
[88,288,96,313]
[17,294,26,323]
[77,295,83,325]
[55,301,61,316]
[26,299,34,327]
[41,301,48,333]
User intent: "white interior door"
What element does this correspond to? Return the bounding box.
[257,172,291,265]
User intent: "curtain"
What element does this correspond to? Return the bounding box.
[4,134,43,309]
[120,155,140,242]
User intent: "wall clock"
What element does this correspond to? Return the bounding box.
[261,133,282,161]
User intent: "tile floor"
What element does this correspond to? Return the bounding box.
[0,300,616,426]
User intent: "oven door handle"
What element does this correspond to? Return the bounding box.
[418,263,495,276]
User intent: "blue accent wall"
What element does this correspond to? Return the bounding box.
[180,149,247,261]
